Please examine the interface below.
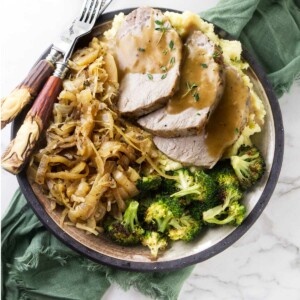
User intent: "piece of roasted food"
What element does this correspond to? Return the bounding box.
[115,7,183,117]
[153,66,250,168]
[138,31,225,138]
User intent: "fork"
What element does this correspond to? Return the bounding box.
[1,0,113,174]
[0,0,112,129]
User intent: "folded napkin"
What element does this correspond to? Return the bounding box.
[2,1,299,299]
[201,0,300,97]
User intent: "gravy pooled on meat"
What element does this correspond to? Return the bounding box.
[115,7,182,118]
[138,31,225,138]
[167,32,223,114]
[153,66,250,168]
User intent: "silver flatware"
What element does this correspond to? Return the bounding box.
[1,0,113,174]
[0,0,112,129]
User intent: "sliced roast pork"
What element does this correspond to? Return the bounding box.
[115,7,182,118]
[153,66,250,168]
[138,31,225,138]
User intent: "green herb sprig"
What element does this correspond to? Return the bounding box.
[147,73,154,80]
[155,20,170,44]
[182,82,198,98]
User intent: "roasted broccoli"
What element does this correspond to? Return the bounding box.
[144,196,184,233]
[106,201,144,245]
[203,185,246,226]
[188,195,222,221]
[161,177,178,195]
[168,215,201,241]
[209,162,240,188]
[171,169,217,202]
[137,175,162,192]
[141,231,168,258]
[231,145,266,190]
[137,196,156,221]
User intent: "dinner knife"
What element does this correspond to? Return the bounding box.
[0,0,112,129]
[1,0,112,174]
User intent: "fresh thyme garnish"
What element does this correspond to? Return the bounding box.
[182,82,198,98]
[193,92,200,102]
[201,63,208,68]
[235,128,239,134]
[216,45,223,53]
[155,20,170,44]
[163,49,168,55]
[196,113,201,116]
[170,57,175,65]
[147,73,154,80]
[169,40,174,50]
[161,66,167,72]
[213,52,220,59]
[161,73,168,80]
[155,20,170,32]
[138,48,145,52]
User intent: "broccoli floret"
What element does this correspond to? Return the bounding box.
[137,196,156,221]
[203,185,246,226]
[171,169,217,202]
[188,196,222,221]
[137,175,162,192]
[231,145,266,190]
[106,201,144,245]
[168,215,201,241]
[160,196,184,217]
[144,196,184,233]
[145,202,173,233]
[174,168,195,191]
[161,177,178,195]
[209,162,240,188]
[141,231,168,258]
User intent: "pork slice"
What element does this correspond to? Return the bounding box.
[115,7,182,118]
[118,66,180,118]
[138,31,225,137]
[153,66,250,168]
[138,106,209,138]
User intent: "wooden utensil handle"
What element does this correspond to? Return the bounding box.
[30,76,63,123]
[1,76,63,175]
[1,48,61,129]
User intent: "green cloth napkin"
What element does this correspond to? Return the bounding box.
[2,190,193,300]
[201,0,300,97]
[2,1,300,299]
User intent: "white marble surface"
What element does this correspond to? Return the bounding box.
[1,1,300,299]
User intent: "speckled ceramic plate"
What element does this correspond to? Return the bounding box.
[14,8,284,272]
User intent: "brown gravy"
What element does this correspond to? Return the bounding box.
[115,14,181,80]
[167,35,220,114]
[205,67,250,157]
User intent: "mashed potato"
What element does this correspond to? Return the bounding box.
[164,11,266,156]
[105,10,266,156]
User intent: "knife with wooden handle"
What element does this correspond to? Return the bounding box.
[1,0,112,175]
[1,48,62,129]
[0,0,113,130]
[1,63,67,174]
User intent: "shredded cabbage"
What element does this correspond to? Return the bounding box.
[30,37,172,235]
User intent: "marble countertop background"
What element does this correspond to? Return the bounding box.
[1,1,300,299]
